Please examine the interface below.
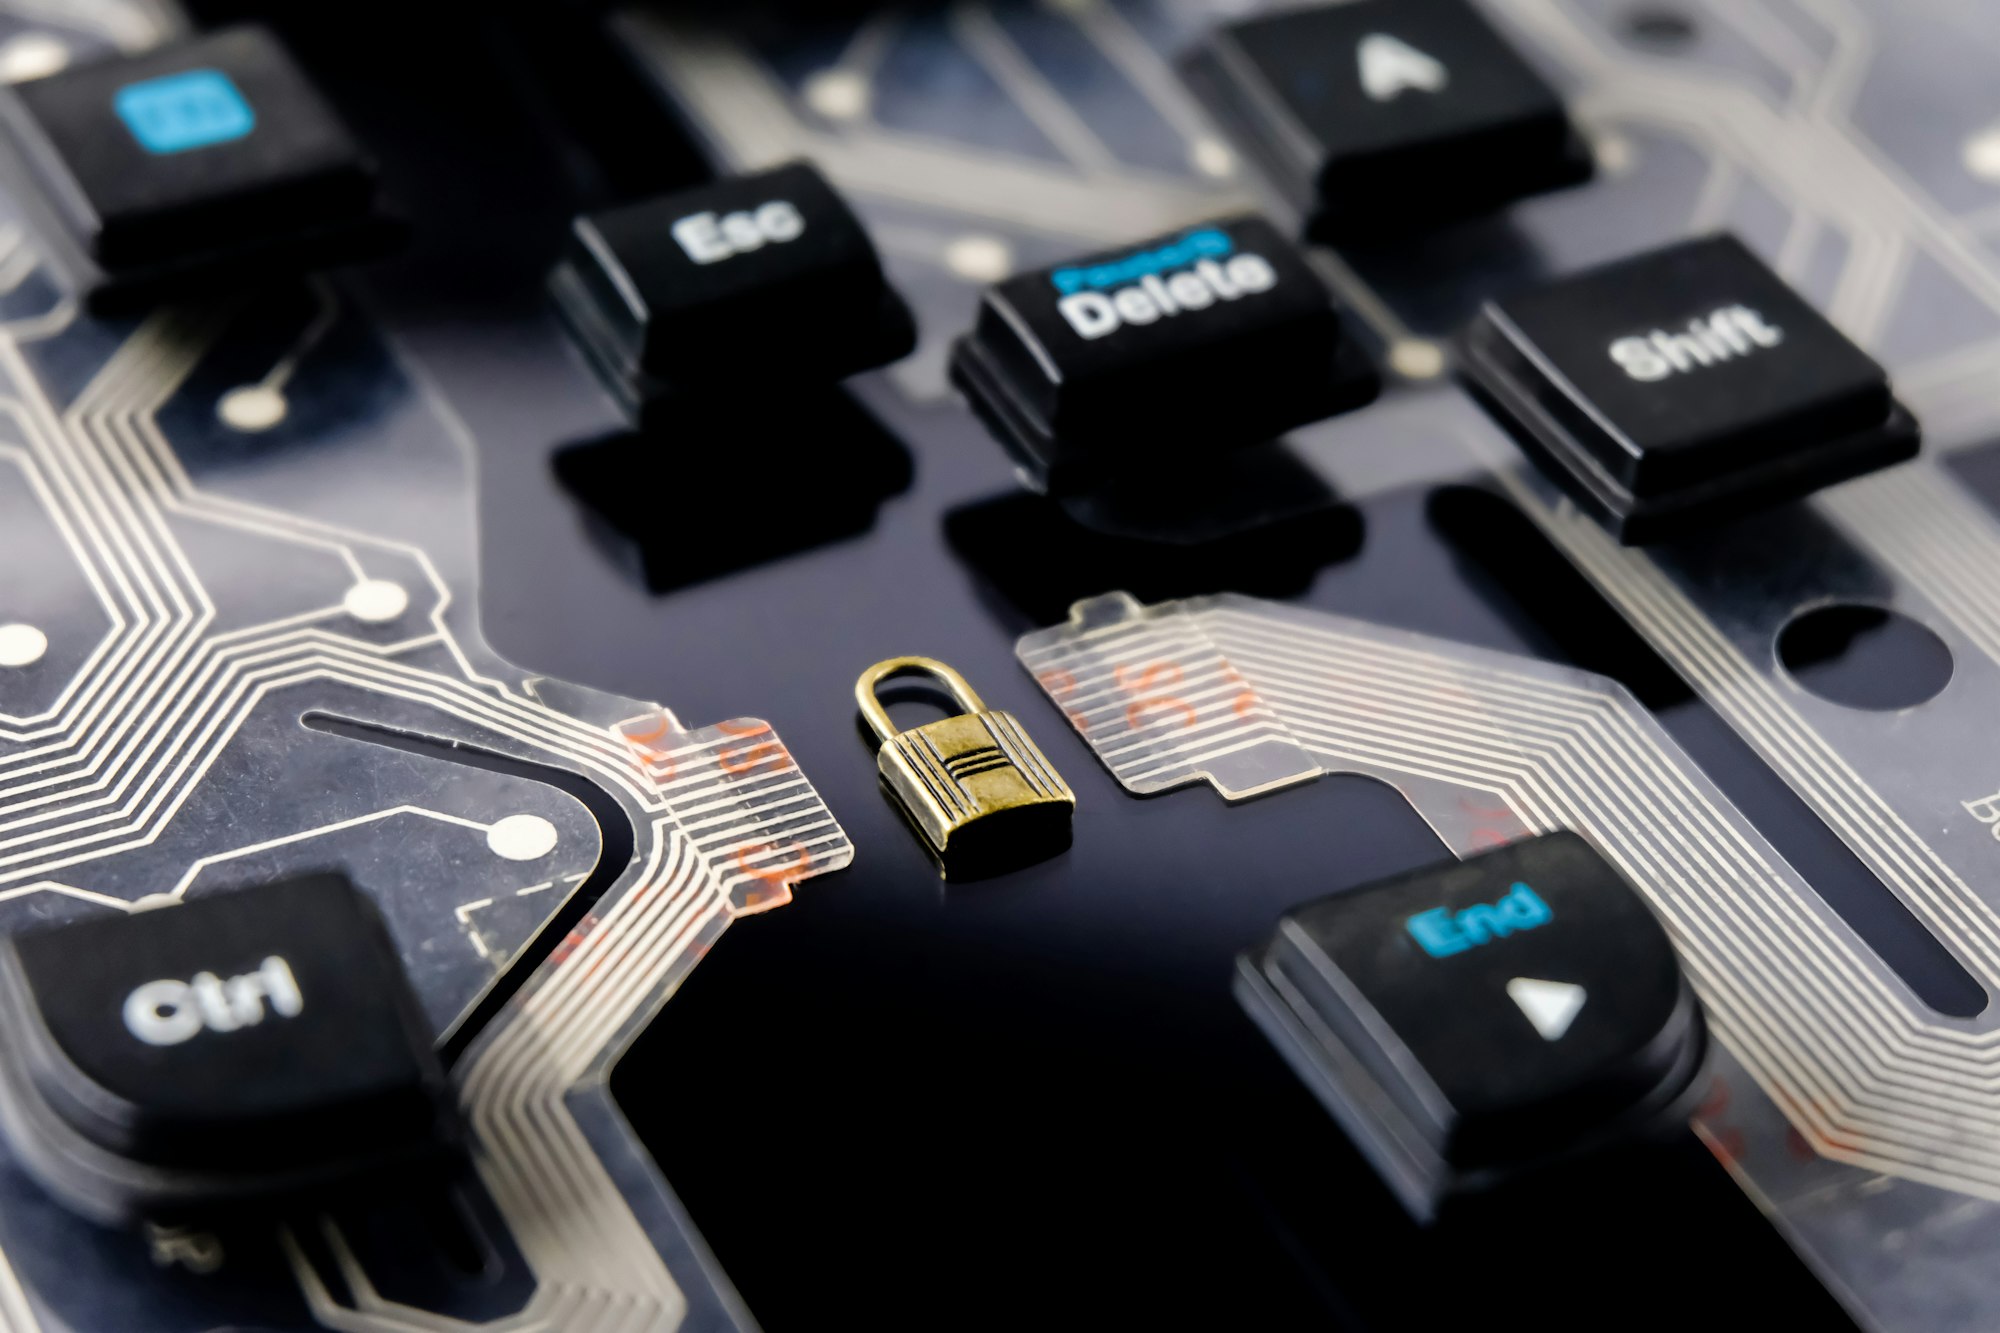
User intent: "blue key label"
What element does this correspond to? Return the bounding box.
[114,69,256,155]
[1049,227,1235,295]
[1049,226,1278,342]
[1406,882,1552,958]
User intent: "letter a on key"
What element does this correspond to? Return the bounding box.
[1357,33,1449,102]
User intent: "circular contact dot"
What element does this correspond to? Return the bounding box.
[217,384,288,432]
[1189,137,1235,179]
[1965,128,2000,183]
[0,623,46,667]
[488,814,559,862]
[1388,338,1446,380]
[802,69,871,121]
[343,579,409,624]
[944,234,1013,284]
[0,35,69,84]
[1593,131,1636,176]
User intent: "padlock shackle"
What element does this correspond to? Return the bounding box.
[855,656,989,744]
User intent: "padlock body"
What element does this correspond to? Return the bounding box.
[877,710,1074,855]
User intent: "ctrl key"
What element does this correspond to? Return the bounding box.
[0,873,456,1225]
[1236,832,1706,1219]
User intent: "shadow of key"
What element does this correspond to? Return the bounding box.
[553,386,912,595]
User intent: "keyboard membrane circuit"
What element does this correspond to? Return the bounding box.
[623,3,2000,1328]
[0,1,1998,1331]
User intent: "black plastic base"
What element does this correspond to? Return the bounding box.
[1233,948,1710,1223]
[1457,316,1923,544]
[0,94,402,316]
[948,324,1378,495]
[550,256,916,430]
[1179,44,1596,245]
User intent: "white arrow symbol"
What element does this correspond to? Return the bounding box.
[1506,977,1587,1041]
[1357,32,1450,102]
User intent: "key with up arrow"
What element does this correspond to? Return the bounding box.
[1235,832,1708,1219]
[1182,0,1594,238]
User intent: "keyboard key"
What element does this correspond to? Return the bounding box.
[0,874,455,1223]
[1182,0,1592,238]
[549,160,915,420]
[949,214,1375,485]
[1236,832,1706,1219]
[1459,233,1919,541]
[0,25,397,309]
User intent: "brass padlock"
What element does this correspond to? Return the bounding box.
[856,656,1075,862]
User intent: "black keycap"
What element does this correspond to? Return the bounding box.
[0,25,396,309]
[949,214,1375,484]
[1182,0,1592,239]
[0,874,454,1223]
[1236,831,1706,1219]
[1459,233,1919,542]
[550,160,915,420]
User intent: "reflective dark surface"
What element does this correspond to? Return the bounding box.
[202,1,1878,1327]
